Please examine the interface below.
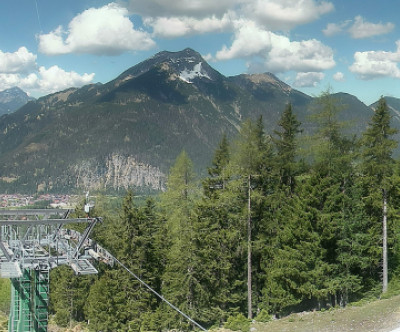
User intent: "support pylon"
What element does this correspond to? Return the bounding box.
[34,270,49,332]
[8,269,33,332]
[0,208,113,331]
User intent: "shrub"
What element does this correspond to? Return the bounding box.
[255,309,271,323]
[224,313,251,332]
[54,308,70,327]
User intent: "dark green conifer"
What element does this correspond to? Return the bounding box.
[361,97,398,293]
[159,151,205,330]
[273,103,302,193]
[203,133,230,198]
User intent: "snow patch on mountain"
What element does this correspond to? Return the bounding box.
[179,62,211,83]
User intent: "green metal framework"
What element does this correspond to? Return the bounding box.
[34,270,49,332]
[7,269,49,332]
[0,209,114,332]
[9,269,33,332]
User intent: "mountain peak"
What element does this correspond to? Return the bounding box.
[152,48,203,61]
[0,86,34,115]
[229,72,292,93]
[247,72,287,85]
[115,48,221,86]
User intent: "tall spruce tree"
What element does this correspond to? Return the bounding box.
[203,133,230,198]
[273,103,302,194]
[160,151,205,330]
[50,266,95,327]
[302,90,365,307]
[228,117,274,319]
[260,190,326,315]
[197,135,247,325]
[85,191,161,331]
[361,97,398,293]
[259,104,318,315]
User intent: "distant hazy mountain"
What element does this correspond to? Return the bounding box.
[369,97,400,144]
[0,87,35,116]
[371,96,400,125]
[0,49,378,194]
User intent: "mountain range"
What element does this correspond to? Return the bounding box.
[0,48,398,194]
[0,87,34,116]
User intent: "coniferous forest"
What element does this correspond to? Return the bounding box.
[49,93,400,331]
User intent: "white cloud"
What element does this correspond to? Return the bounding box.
[216,21,272,60]
[128,0,237,18]
[0,47,37,74]
[132,0,334,38]
[265,34,335,73]
[333,72,345,81]
[323,21,351,37]
[294,72,324,87]
[144,13,233,38]
[349,41,400,79]
[129,0,334,28]
[38,3,155,56]
[348,16,394,39]
[37,66,95,93]
[0,66,94,96]
[244,0,334,30]
[0,74,20,88]
[215,22,335,74]
[202,53,214,62]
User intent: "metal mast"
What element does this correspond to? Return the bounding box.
[0,209,113,332]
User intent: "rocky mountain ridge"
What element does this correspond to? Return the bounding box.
[0,48,394,194]
[0,87,34,116]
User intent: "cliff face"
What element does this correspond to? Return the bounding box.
[71,154,165,192]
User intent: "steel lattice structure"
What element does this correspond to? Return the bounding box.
[0,209,114,332]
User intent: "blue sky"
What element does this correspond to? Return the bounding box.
[1,0,400,105]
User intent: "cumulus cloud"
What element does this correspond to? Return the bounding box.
[144,13,233,38]
[349,16,394,39]
[333,72,345,81]
[349,41,400,79]
[128,0,237,18]
[202,53,214,62]
[294,72,324,87]
[216,21,272,60]
[323,21,351,37]
[128,0,334,27]
[0,64,95,96]
[265,34,335,73]
[324,17,394,39]
[36,66,95,93]
[0,47,37,74]
[38,3,155,56]
[244,0,334,30]
[215,21,335,74]
[132,0,334,38]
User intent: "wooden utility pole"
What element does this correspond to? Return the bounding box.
[247,174,252,319]
[383,188,388,293]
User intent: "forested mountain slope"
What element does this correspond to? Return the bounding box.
[0,48,377,194]
[48,97,400,331]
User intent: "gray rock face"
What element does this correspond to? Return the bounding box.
[70,154,165,191]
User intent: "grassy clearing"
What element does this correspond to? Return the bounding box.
[250,295,400,332]
[0,311,7,332]
[47,323,89,332]
[2,295,400,332]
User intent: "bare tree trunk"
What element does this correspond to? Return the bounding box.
[383,188,388,294]
[247,175,252,319]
